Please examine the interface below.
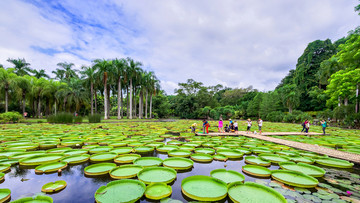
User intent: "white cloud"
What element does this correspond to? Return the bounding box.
[0,0,358,94]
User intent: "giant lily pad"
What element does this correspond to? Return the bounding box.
[109,165,143,179]
[259,153,290,164]
[41,180,67,193]
[194,148,215,155]
[110,147,133,155]
[271,170,319,188]
[315,157,354,168]
[156,145,179,153]
[162,157,194,170]
[228,181,286,203]
[190,153,213,162]
[134,146,154,153]
[210,169,245,184]
[90,152,117,162]
[216,149,243,158]
[0,164,11,172]
[61,154,90,164]
[94,179,146,203]
[84,163,117,176]
[114,154,141,164]
[145,183,172,200]
[0,172,4,181]
[133,157,163,167]
[242,165,271,177]
[0,188,10,202]
[279,162,325,177]
[245,156,271,166]
[167,149,191,158]
[138,167,177,184]
[35,161,68,173]
[19,153,63,166]
[181,175,227,201]
[11,195,53,203]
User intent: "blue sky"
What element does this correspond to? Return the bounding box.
[0,0,359,94]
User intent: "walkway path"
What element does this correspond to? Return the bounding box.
[196,131,360,165]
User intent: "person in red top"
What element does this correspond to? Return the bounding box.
[203,120,210,134]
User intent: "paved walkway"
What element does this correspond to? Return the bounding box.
[196,131,360,165]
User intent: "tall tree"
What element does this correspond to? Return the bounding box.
[30,69,50,79]
[15,75,32,116]
[277,84,300,113]
[93,59,113,119]
[113,58,127,119]
[56,62,78,81]
[7,58,32,76]
[0,68,17,112]
[126,58,142,119]
[80,65,97,115]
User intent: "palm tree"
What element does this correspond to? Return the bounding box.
[32,78,49,117]
[52,69,66,81]
[80,65,97,115]
[113,58,127,119]
[66,78,89,113]
[56,62,78,81]
[0,68,17,112]
[126,58,142,119]
[148,73,160,118]
[93,59,113,119]
[15,75,33,116]
[31,69,49,79]
[7,58,32,76]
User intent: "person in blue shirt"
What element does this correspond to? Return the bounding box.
[320,120,327,135]
[203,120,210,134]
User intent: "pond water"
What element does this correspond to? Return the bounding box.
[2,137,360,203]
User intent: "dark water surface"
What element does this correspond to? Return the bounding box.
[2,138,360,202]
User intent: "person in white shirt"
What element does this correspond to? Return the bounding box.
[258,118,263,135]
[246,119,252,134]
[234,121,238,132]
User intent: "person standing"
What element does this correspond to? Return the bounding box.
[218,119,224,133]
[258,118,263,135]
[305,121,310,133]
[320,120,327,135]
[234,121,238,133]
[246,119,252,134]
[301,119,308,133]
[203,120,210,134]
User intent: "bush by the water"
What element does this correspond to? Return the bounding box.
[47,112,73,124]
[0,112,23,123]
[265,111,285,122]
[88,114,102,123]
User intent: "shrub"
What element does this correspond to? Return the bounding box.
[266,111,285,122]
[0,112,23,123]
[88,114,102,123]
[283,110,311,123]
[47,112,73,124]
[74,116,83,123]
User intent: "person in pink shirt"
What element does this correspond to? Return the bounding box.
[218,119,224,133]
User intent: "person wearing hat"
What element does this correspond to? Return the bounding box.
[191,123,197,133]
[229,119,233,125]
[246,119,252,134]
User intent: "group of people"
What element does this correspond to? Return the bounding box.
[301,119,327,134]
[191,118,264,135]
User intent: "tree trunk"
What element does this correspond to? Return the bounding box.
[141,90,144,119]
[338,97,341,107]
[37,97,41,118]
[150,94,153,119]
[63,96,67,112]
[289,106,293,114]
[90,82,94,115]
[5,87,8,113]
[55,100,57,115]
[344,98,348,106]
[120,89,124,118]
[117,77,122,119]
[139,90,143,119]
[129,80,133,119]
[145,90,148,119]
[22,91,26,116]
[356,83,359,113]
[104,73,109,120]
[133,87,136,118]
[94,91,97,113]
[126,87,129,118]
[107,85,110,118]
